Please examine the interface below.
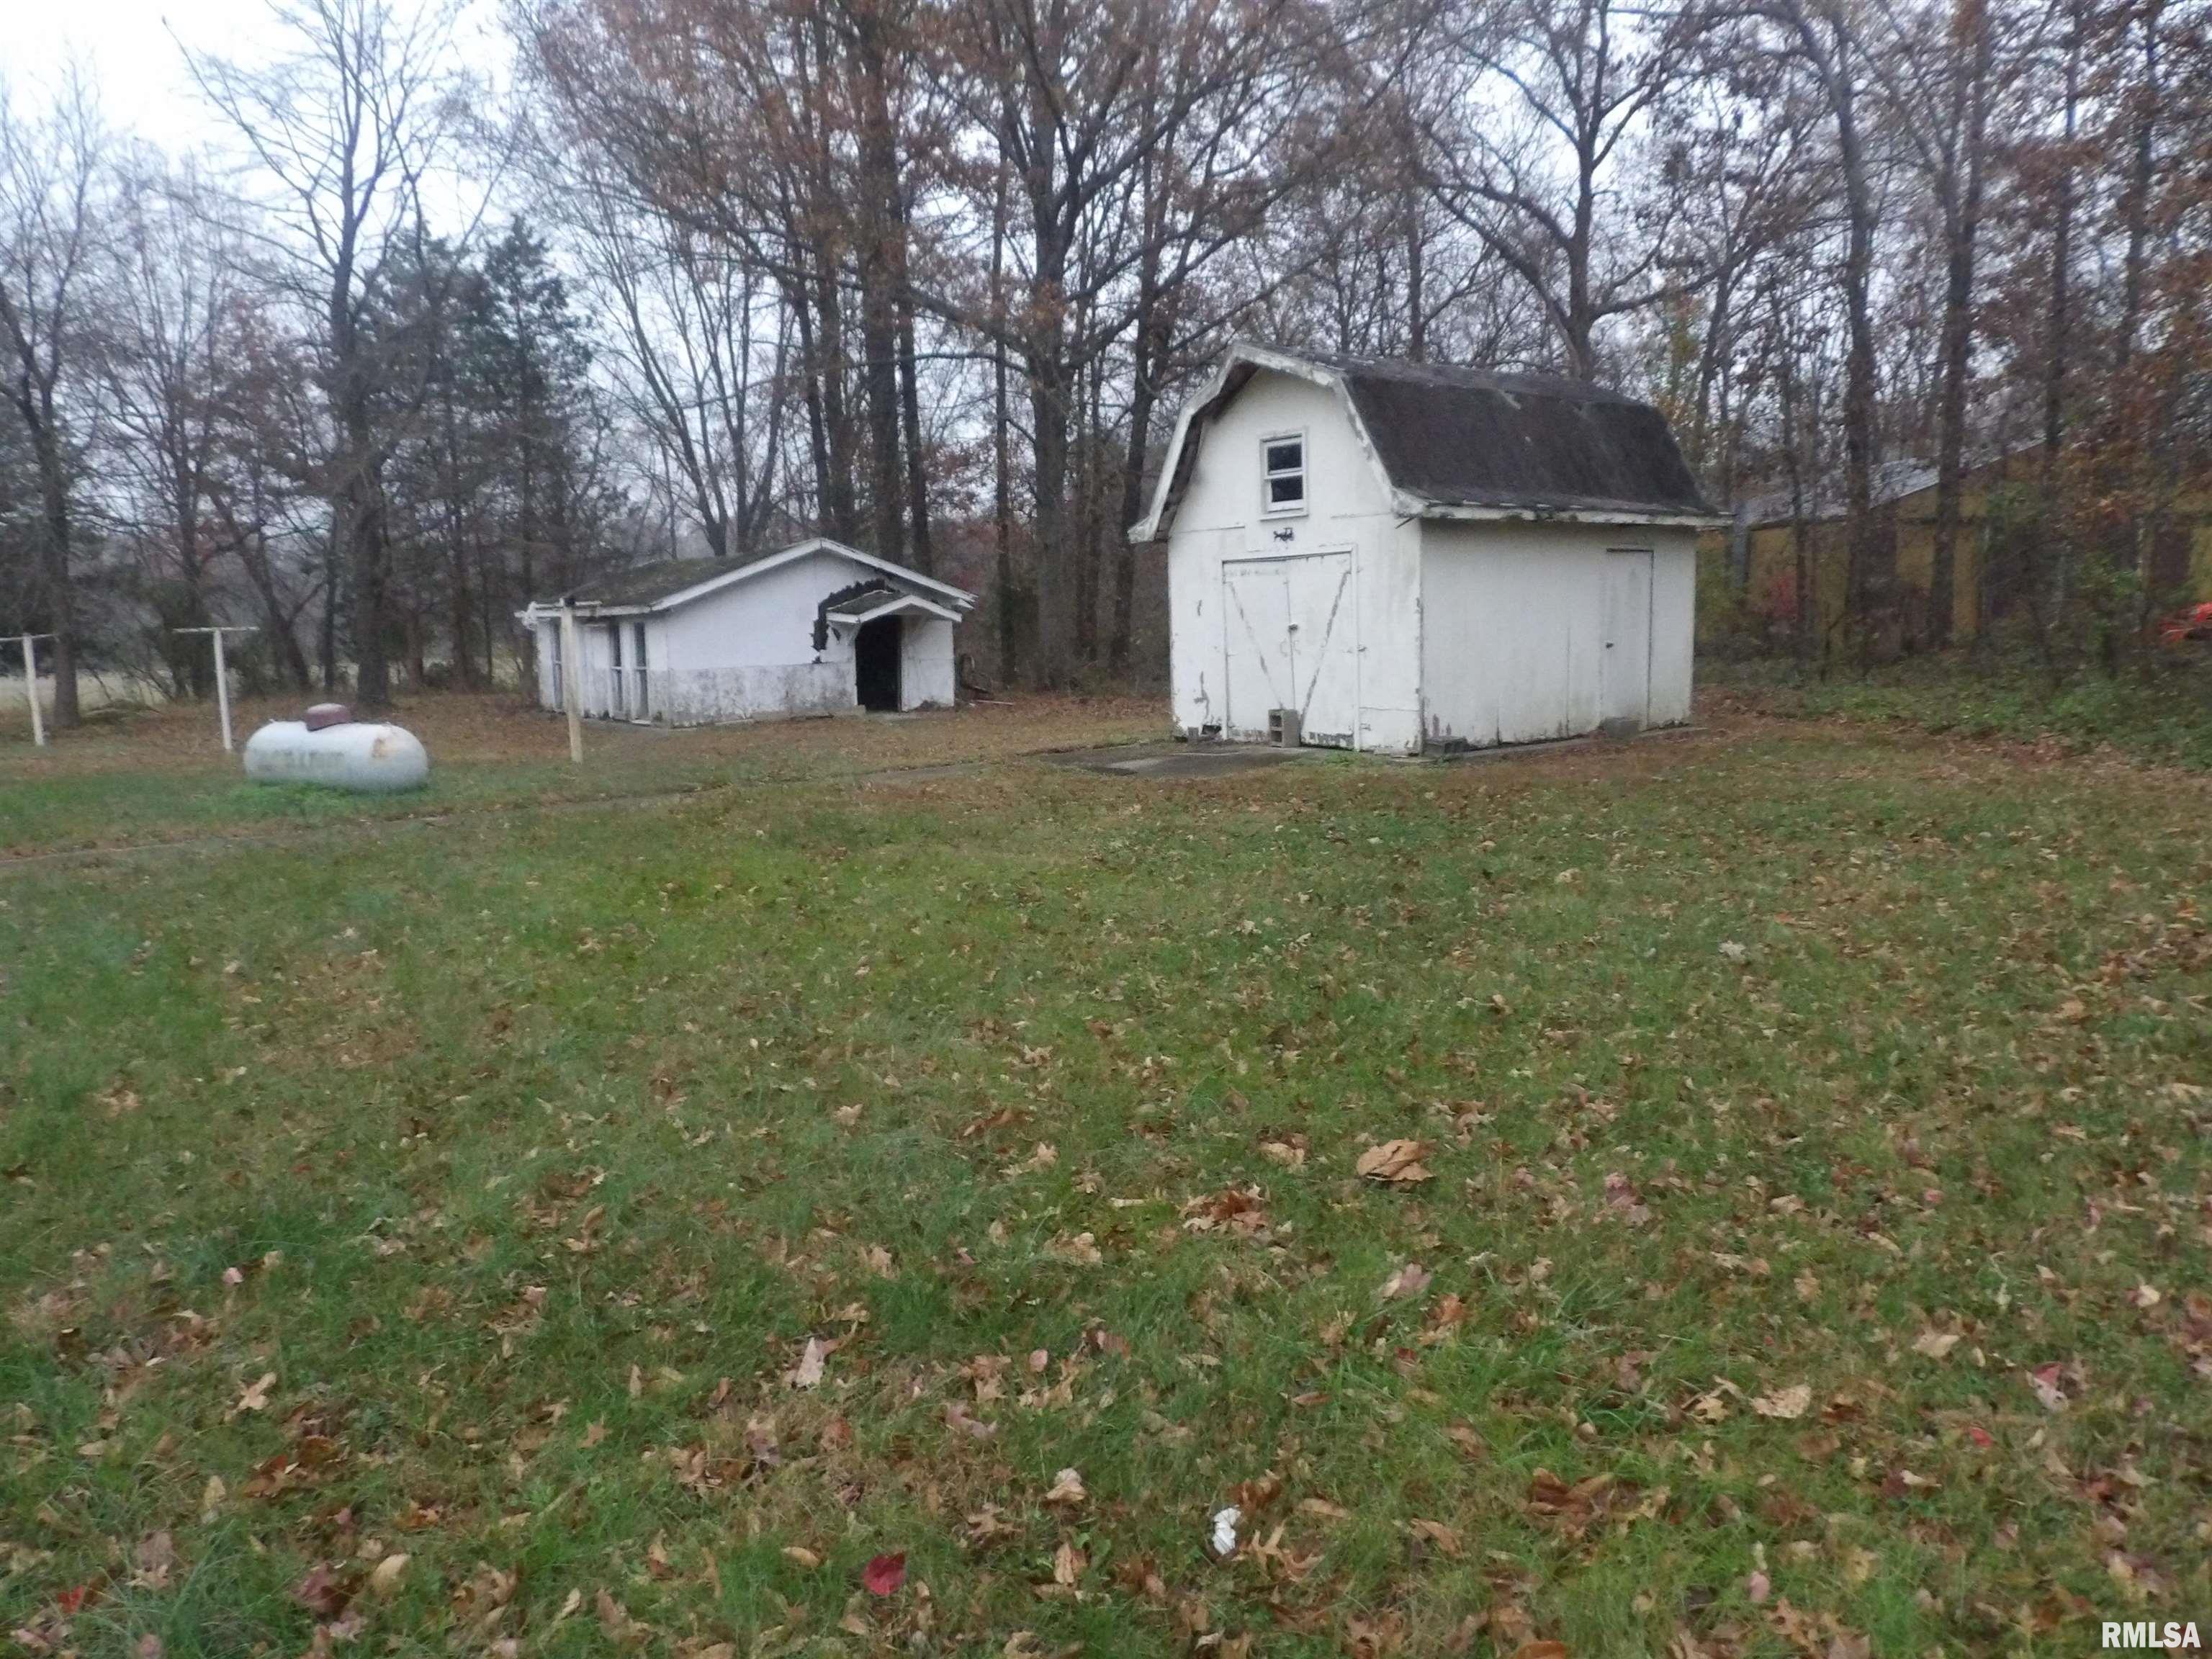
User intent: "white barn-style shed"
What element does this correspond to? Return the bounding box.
[520,538,974,726]
[1133,343,1726,755]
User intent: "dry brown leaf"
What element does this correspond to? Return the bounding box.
[1750,1383,1812,1420]
[368,1554,410,1596]
[1379,1261,1433,1302]
[1052,1540,1085,1586]
[1406,1519,1463,1557]
[786,1337,828,1390]
[1356,1139,1433,1185]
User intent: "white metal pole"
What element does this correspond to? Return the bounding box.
[212,627,235,752]
[22,634,44,748]
[559,603,584,765]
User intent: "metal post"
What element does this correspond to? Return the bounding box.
[559,603,585,765]
[170,626,256,752]
[212,626,235,752]
[22,634,44,748]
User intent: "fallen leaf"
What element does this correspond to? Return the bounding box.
[132,1531,177,1589]
[1745,1569,1770,1604]
[1911,1331,1961,1360]
[1750,1384,1812,1420]
[2026,1364,2067,1412]
[1044,1467,1087,1506]
[1356,1139,1433,1185]
[1379,1262,1432,1302]
[292,1565,351,1617]
[368,1555,409,1596]
[1406,1519,1462,1557]
[781,1547,820,1570]
[1051,1540,1084,1586]
[862,1552,907,1596]
[230,1372,276,1418]
[787,1337,829,1390]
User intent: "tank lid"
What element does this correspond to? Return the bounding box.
[302,703,353,731]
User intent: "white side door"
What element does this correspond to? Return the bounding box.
[1221,551,1358,746]
[1601,549,1653,730]
[1222,558,1294,741]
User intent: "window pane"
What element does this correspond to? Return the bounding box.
[1269,474,1305,505]
[1265,441,1303,475]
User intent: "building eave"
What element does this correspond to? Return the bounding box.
[1404,494,1734,530]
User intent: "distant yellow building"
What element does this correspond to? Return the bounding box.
[1707,449,2212,645]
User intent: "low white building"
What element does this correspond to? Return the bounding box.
[521,538,974,726]
[1132,343,1726,755]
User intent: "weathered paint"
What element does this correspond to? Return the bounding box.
[1162,364,1696,755]
[243,720,430,791]
[532,547,962,727]
[1419,523,1696,748]
[898,616,957,710]
[1166,369,1424,754]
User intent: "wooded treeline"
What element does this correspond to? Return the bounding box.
[2,0,2206,721]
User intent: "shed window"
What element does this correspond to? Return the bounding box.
[1263,435,1306,514]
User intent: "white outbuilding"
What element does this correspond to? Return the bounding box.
[1132,343,1726,755]
[520,538,974,726]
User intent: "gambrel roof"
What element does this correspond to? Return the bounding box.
[1132,343,1724,541]
[520,538,974,621]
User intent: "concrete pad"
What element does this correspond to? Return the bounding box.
[1043,742,1316,778]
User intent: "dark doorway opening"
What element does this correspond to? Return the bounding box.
[855,616,902,711]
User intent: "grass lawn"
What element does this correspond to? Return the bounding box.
[1707,650,2212,773]
[3,696,2208,1657]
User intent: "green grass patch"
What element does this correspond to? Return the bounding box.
[3,716,2208,1655]
[1711,651,2212,770]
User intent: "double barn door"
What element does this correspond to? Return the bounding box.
[1221,550,1357,747]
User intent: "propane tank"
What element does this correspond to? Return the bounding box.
[243,709,430,792]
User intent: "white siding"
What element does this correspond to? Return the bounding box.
[1419,523,1696,748]
[1166,369,1422,754]
[535,621,558,708]
[899,616,956,710]
[651,550,863,724]
[530,547,969,727]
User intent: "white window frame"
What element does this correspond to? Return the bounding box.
[1260,430,1308,518]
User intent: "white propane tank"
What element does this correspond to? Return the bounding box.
[243,717,430,792]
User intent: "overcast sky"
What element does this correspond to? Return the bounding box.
[12,1,509,162]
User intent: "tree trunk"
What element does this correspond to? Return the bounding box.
[896,294,933,575]
[2113,0,2162,374]
[2038,0,2081,642]
[27,411,81,727]
[853,22,906,564]
[990,158,1020,685]
[1028,351,1071,686]
[1831,20,1881,652]
[1925,0,1991,652]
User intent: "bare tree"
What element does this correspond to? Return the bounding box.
[1743,0,1884,649]
[187,0,478,707]
[1420,0,1704,379]
[0,74,109,728]
[1869,0,1998,647]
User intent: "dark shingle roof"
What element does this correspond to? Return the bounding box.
[564,557,751,608]
[1310,354,1714,518]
